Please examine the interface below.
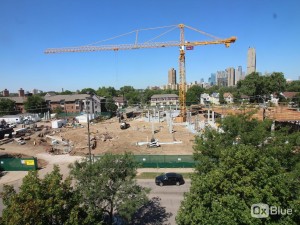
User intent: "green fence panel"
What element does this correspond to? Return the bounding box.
[0,157,38,171]
[57,112,112,119]
[91,154,196,168]
[134,155,196,168]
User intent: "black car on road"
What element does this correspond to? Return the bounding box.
[155,173,185,186]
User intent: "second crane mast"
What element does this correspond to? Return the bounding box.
[45,23,236,121]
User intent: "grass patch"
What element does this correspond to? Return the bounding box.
[137,172,193,179]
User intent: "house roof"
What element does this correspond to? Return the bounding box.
[240,95,250,99]
[282,92,298,99]
[223,92,233,98]
[201,93,210,98]
[44,94,105,102]
[113,96,127,103]
[45,92,57,97]
[0,96,26,104]
[211,92,219,98]
[151,94,179,99]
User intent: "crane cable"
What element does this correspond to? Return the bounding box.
[84,25,178,47]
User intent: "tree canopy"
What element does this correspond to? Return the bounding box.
[0,165,87,225]
[96,86,117,98]
[59,90,73,95]
[237,72,287,101]
[105,97,118,113]
[69,153,149,225]
[286,80,300,92]
[24,95,48,113]
[0,98,16,115]
[80,88,96,95]
[176,114,300,224]
[186,85,205,106]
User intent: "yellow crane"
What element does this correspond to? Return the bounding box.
[45,23,236,122]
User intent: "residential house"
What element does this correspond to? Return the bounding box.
[223,92,234,104]
[0,88,28,113]
[150,94,179,106]
[281,92,298,100]
[0,96,27,113]
[113,96,127,109]
[44,94,106,114]
[200,93,211,105]
[240,95,250,102]
[210,92,220,105]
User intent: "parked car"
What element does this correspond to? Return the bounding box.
[155,172,185,186]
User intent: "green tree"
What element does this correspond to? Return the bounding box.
[237,72,287,101]
[186,86,205,106]
[0,165,87,225]
[60,90,73,95]
[80,88,96,94]
[97,86,117,98]
[266,72,286,94]
[141,89,158,105]
[237,72,267,98]
[119,86,141,106]
[176,114,300,225]
[24,95,48,113]
[286,80,300,92]
[69,153,149,225]
[105,97,118,113]
[292,92,300,107]
[218,89,226,104]
[119,86,135,95]
[52,106,64,114]
[0,98,16,115]
[206,85,220,95]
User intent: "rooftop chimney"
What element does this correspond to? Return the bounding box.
[3,89,9,97]
[19,88,25,97]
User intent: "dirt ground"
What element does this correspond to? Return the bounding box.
[0,117,195,160]
[63,117,195,155]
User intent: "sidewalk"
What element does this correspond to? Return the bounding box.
[137,167,195,175]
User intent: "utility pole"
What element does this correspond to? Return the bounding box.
[86,92,93,163]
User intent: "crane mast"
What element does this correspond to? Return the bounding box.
[178,24,187,121]
[45,24,236,122]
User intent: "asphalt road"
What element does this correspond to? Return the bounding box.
[0,176,191,224]
[136,179,191,225]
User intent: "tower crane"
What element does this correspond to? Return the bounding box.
[45,23,236,122]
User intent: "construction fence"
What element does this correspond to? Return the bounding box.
[57,112,112,119]
[92,155,196,168]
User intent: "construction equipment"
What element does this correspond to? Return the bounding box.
[45,24,236,121]
[120,121,130,130]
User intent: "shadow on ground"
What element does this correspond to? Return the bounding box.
[132,196,173,225]
[0,171,7,179]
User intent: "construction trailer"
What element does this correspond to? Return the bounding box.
[51,119,67,129]
[75,113,95,123]
[0,115,23,124]
[23,114,41,122]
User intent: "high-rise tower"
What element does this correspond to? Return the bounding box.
[226,67,235,86]
[236,66,242,83]
[168,68,177,85]
[247,47,256,75]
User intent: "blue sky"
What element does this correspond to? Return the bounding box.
[1,0,299,93]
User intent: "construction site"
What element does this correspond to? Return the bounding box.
[1,24,299,166]
[1,103,299,158]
